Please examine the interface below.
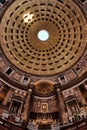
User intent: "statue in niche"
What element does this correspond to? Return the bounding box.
[67,99,79,116]
[13,106,18,114]
[10,100,21,116]
[71,106,77,114]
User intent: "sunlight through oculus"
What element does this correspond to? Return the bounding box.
[37,30,49,41]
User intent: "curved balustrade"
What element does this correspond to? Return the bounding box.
[0,116,87,130]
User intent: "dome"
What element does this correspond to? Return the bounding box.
[0,0,86,76]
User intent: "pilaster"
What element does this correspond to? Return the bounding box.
[22,89,32,121]
[2,88,12,107]
[56,88,68,124]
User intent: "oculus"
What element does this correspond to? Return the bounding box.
[37,30,49,41]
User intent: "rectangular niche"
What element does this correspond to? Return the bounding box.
[58,75,68,84]
[5,67,13,76]
[21,76,30,85]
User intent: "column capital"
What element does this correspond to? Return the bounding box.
[57,88,60,92]
[28,88,32,94]
[56,88,62,94]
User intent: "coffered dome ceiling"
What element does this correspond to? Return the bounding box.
[0,0,86,76]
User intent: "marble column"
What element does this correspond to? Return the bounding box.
[8,100,13,113]
[2,88,12,107]
[57,88,68,124]
[75,87,86,106]
[22,89,32,121]
[66,103,72,116]
[17,102,23,117]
